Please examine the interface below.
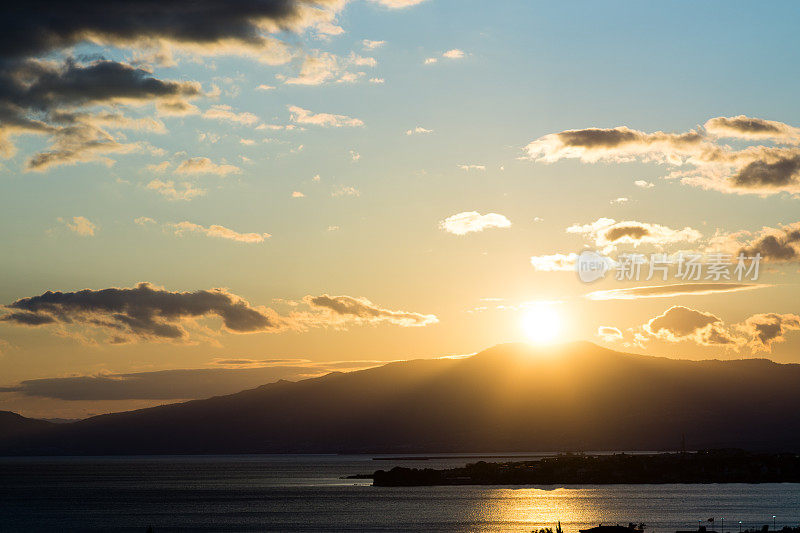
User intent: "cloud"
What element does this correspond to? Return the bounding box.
[567,217,701,250]
[524,117,800,195]
[368,0,428,8]
[0,282,282,342]
[332,186,360,197]
[442,49,465,59]
[60,216,97,236]
[0,59,200,170]
[146,179,206,201]
[256,84,276,91]
[0,1,359,170]
[406,126,432,135]
[634,180,655,189]
[644,305,736,346]
[439,211,512,235]
[302,294,438,327]
[202,105,260,126]
[0,0,342,65]
[175,157,241,176]
[586,283,767,300]
[704,115,800,144]
[610,197,629,205]
[363,39,386,50]
[530,253,578,272]
[169,221,271,243]
[292,191,305,198]
[740,313,800,352]
[424,57,438,65]
[134,217,156,226]
[1,285,438,344]
[597,326,623,342]
[458,164,486,171]
[279,52,376,86]
[288,105,363,127]
[736,222,800,261]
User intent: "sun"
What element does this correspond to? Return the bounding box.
[520,305,562,344]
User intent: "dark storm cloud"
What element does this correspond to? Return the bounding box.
[0,0,335,60]
[2,282,281,341]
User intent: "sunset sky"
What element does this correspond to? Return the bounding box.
[2,0,800,418]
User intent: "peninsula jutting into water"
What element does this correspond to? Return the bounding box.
[370,450,800,486]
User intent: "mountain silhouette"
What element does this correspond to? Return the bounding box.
[2,341,800,455]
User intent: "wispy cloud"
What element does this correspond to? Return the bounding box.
[288,105,364,128]
[586,283,768,300]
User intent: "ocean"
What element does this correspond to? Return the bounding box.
[0,454,798,532]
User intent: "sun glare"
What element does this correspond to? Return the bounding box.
[520,304,562,344]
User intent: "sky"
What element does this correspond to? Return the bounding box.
[2,0,800,418]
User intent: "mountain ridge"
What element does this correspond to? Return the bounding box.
[2,341,800,455]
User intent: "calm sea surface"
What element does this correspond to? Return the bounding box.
[0,454,798,532]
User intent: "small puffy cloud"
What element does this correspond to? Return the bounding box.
[406,126,432,135]
[288,105,363,128]
[169,221,271,244]
[256,84,275,91]
[363,39,386,50]
[530,253,578,272]
[440,211,511,235]
[202,105,260,126]
[350,150,361,161]
[634,180,655,189]
[134,217,156,226]
[442,49,465,59]
[369,77,385,84]
[645,306,736,346]
[302,294,438,327]
[146,179,206,201]
[598,326,623,342]
[610,197,629,205]
[292,191,305,198]
[424,57,438,65]
[61,216,97,236]
[567,217,702,250]
[175,157,241,176]
[586,283,766,301]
